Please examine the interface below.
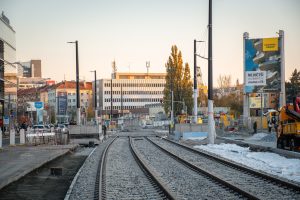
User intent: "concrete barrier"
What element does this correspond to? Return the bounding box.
[20,129,25,144]
[10,129,15,146]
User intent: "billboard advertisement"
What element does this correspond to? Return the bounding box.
[57,92,67,116]
[245,38,281,93]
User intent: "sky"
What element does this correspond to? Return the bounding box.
[1,0,300,86]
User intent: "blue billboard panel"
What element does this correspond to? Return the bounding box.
[245,38,281,93]
[58,93,67,115]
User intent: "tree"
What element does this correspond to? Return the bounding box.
[217,74,231,89]
[182,63,193,114]
[286,68,300,103]
[163,45,193,116]
[217,74,232,96]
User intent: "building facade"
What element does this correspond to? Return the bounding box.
[47,81,92,123]
[18,77,52,89]
[0,11,16,129]
[20,59,42,78]
[17,87,40,124]
[95,72,166,118]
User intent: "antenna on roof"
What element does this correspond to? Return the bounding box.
[112,60,117,73]
[112,60,117,79]
[146,61,150,74]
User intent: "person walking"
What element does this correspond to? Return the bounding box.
[102,124,107,139]
[268,120,272,133]
[253,121,257,134]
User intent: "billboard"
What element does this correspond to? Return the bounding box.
[57,92,67,116]
[245,38,281,93]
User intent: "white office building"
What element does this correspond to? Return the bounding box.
[95,72,166,116]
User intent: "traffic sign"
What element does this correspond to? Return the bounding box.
[34,102,44,109]
[4,116,9,125]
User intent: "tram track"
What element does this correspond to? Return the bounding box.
[98,136,171,199]
[146,136,300,199]
[131,136,253,199]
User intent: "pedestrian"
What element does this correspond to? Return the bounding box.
[268,120,272,133]
[274,122,278,133]
[253,121,257,134]
[102,124,107,139]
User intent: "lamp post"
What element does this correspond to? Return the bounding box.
[67,41,80,125]
[90,70,97,123]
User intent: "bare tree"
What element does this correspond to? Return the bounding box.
[217,74,232,96]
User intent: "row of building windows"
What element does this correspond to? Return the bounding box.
[48,92,90,97]
[104,98,162,103]
[104,105,146,110]
[104,90,164,95]
[104,83,165,88]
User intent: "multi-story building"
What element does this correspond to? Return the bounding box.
[17,87,40,124]
[20,59,42,78]
[95,72,166,118]
[47,81,92,123]
[0,11,17,129]
[18,77,53,89]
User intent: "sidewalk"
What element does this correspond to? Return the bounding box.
[0,144,78,190]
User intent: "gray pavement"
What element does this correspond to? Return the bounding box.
[0,144,78,190]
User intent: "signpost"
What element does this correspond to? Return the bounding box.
[4,116,9,125]
[34,102,44,124]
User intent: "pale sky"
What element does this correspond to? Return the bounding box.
[1,0,300,86]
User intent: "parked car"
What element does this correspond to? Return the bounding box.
[55,124,69,134]
[33,125,50,133]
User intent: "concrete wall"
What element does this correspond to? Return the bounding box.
[175,124,208,133]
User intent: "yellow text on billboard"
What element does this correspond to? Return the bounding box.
[249,97,263,108]
[263,38,278,51]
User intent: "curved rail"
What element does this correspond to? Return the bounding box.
[129,137,176,200]
[94,136,118,200]
[160,136,300,191]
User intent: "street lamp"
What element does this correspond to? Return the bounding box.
[90,70,97,123]
[67,41,80,125]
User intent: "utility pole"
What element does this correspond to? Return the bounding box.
[91,70,97,122]
[110,79,113,121]
[170,66,174,133]
[121,84,123,117]
[75,41,80,125]
[208,0,215,144]
[193,39,198,124]
[67,40,80,125]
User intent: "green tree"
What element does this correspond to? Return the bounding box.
[286,68,300,102]
[182,63,193,114]
[163,45,193,116]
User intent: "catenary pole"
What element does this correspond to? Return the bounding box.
[208,0,215,144]
[75,41,80,125]
[193,39,198,124]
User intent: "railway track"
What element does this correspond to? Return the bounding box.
[146,136,300,200]
[131,136,255,199]
[98,136,172,199]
